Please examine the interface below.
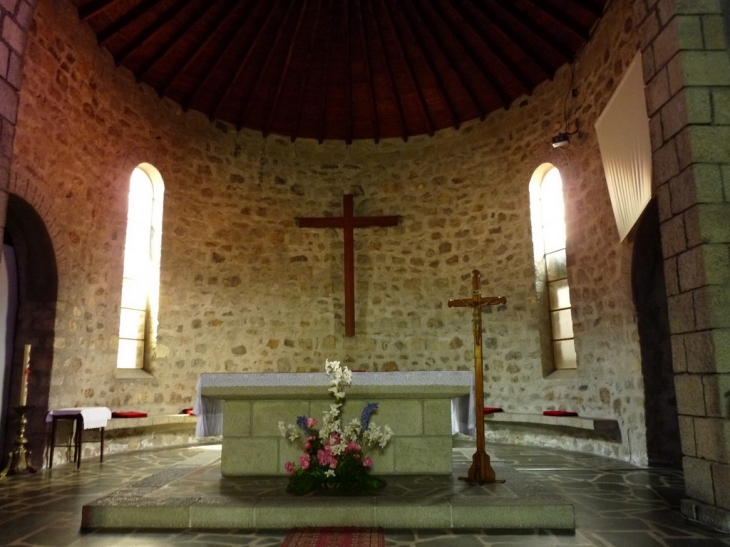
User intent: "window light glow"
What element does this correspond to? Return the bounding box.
[535,166,577,371]
[117,166,163,370]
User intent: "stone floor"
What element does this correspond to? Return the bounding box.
[1,440,729,546]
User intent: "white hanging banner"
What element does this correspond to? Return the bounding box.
[595,53,653,241]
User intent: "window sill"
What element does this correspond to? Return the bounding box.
[115,368,155,381]
[545,368,577,381]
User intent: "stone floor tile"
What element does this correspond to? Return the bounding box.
[583,531,665,547]
[575,515,653,531]
[664,539,730,546]
[2,441,730,546]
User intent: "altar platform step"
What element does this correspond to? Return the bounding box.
[81,444,574,531]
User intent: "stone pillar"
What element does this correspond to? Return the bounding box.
[635,0,730,531]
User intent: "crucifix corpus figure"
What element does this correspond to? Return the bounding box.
[449,269,506,484]
[297,194,399,337]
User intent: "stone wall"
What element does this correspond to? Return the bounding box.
[0,0,40,462]
[634,0,730,529]
[0,0,35,208]
[9,0,648,463]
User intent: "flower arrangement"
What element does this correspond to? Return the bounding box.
[278,359,393,495]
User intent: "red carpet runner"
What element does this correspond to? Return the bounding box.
[281,527,385,547]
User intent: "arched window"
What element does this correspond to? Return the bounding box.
[117,165,164,371]
[530,165,576,371]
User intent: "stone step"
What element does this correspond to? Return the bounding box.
[82,494,575,530]
[81,453,575,531]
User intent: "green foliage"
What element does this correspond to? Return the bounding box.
[286,463,387,496]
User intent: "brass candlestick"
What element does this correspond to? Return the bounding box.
[0,405,37,479]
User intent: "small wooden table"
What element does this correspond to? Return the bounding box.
[46,407,111,469]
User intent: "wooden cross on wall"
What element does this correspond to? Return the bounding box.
[297,195,400,337]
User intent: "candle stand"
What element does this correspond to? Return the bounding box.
[0,405,36,479]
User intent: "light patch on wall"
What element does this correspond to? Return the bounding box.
[595,53,652,241]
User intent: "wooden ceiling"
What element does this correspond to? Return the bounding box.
[70,0,607,143]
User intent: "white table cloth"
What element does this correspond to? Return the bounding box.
[46,407,112,429]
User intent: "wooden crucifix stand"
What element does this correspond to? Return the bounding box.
[449,269,506,484]
[297,194,399,337]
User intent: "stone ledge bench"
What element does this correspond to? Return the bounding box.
[47,414,201,468]
[484,412,621,442]
[106,414,198,431]
[104,414,200,453]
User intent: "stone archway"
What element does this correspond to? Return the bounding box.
[631,198,681,468]
[2,194,58,470]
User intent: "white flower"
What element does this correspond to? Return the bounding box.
[343,419,362,442]
[278,422,301,442]
[331,441,347,456]
[360,422,392,450]
[325,359,340,375]
[325,359,352,393]
[379,429,392,448]
[319,415,342,438]
[325,470,336,478]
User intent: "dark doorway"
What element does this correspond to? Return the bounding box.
[632,198,681,468]
[2,194,58,470]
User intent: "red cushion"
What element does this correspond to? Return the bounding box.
[112,411,148,418]
[181,408,195,415]
[543,410,578,417]
[483,407,503,414]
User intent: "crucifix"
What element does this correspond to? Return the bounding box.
[297,194,399,337]
[449,269,506,484]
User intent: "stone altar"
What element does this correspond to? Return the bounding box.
[194,371,473,476]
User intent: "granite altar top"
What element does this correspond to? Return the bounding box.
[198,371,473,400]
[199,370,473,387]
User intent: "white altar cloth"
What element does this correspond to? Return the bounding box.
[45,407,112,429]
[193,371,475,437]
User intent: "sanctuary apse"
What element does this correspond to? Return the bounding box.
[0,0,729,532]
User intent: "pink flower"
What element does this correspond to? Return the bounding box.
[353,453,361,460]
[316,447,339,468]
[363,457,373,468]
[304,442,311,450]
[285,461,295,474]
[307,417,318,428]
[300,453,311,470]
[347,441,361,452]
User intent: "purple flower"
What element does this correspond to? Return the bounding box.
[296,415,309,433]
[360,403,378,431]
